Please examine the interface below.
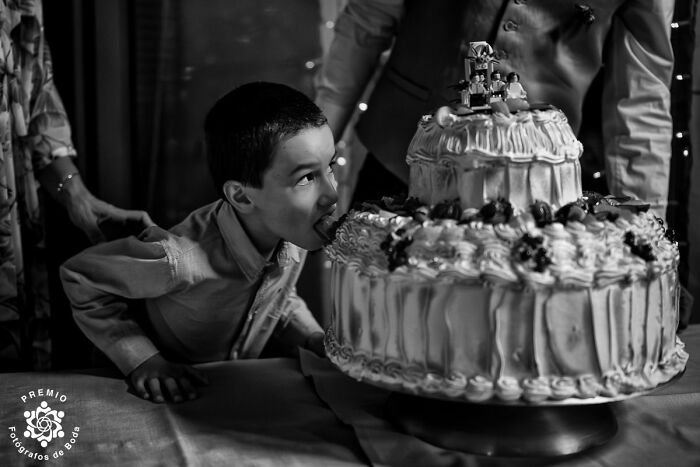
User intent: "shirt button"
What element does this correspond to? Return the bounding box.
[503,20,519,32]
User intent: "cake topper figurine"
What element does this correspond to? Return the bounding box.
[490,70,506,100]
[451,41,530,112]
[467,72,487,106]
[505,72,527,100]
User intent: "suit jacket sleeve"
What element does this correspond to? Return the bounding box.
[314,0,403,138]
[602,0,674,218]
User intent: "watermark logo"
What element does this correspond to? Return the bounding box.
[7,389,80,461]
[24,401,65,448]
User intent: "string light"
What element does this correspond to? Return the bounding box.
[358,102,368,111]
[337,156,347,166]
[683,149,689,157]
[592,172,602,179]
[675,74,690,81]
[675,131,687,139]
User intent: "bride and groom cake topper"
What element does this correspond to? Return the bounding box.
[451,41,528,109]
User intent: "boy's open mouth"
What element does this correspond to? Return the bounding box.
[313,209,340,244]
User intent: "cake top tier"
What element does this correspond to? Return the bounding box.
[406,106,583,168]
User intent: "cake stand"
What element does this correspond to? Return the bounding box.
[383,372,684,458]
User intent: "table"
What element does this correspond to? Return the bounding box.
[2,325,700,466]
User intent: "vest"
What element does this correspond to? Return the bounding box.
[355,0,624,182]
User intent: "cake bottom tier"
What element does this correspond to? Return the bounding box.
[326,263,688,403]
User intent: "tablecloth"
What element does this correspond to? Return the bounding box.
[1,326,699,467]
[0,358,368,466]
[300,325,700,467]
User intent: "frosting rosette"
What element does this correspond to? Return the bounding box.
[522,377,553,403]
[327,194,677,288]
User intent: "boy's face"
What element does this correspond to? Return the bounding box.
[246,125,338,252]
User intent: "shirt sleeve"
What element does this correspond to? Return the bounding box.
[25,32,78,169]
[314,0,403,137]
[274,289,324,349]
[60,226,179,374]
[602,0,674,218]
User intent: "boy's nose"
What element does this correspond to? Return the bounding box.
[319,173,339,207]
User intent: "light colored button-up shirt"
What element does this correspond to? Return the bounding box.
[60,200,322,375]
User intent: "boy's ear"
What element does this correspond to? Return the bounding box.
[223,180,254,213]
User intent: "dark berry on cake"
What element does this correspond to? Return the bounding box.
[479,198,513,224]
[581,191,604,210]
[512,234,552,272]
[413,206,430,222]
[623,231,657,262]
[530,200,553,227]
[555,201,588,224]
[430,199,462,220]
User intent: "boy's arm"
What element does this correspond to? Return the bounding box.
[274,290,325,357]
[59,227,177,374]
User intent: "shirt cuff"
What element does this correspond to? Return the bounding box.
[51,145,77,157]
[105,335,160,375]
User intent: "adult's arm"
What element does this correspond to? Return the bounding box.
[37,157,154,243]
[314,0,404,139]
[602,0,675,219]
[27,39,152,243]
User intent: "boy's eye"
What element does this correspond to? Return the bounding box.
[297,173,314,186]
[296,157,338,186]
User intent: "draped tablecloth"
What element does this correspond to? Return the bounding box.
[1,325,699,466]
[0,358,368,466]
[299,324,700,467]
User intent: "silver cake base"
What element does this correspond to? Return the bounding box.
[385,392,617,457]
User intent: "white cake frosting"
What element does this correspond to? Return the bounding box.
[324,106,687,403]
[407,107,583,210]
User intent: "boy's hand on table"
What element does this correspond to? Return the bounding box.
[128,353,209,403]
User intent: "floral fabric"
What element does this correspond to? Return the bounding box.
[0,0,76,370]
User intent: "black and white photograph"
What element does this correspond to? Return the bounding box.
[1,0,699,465]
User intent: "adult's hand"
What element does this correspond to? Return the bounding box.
[128,353,209,403]
[37,157,155,243]
[65,188,155,244]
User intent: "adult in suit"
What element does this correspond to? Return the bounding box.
[315,0,674,220]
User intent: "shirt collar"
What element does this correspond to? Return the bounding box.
[216,201,300,281]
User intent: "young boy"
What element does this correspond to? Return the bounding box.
[60,82,337,403]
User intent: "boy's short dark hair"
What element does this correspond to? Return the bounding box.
[204,82,328,191]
